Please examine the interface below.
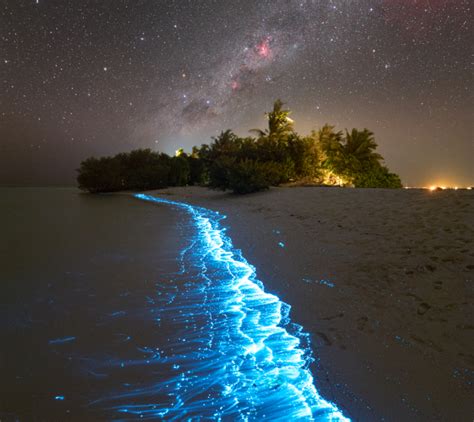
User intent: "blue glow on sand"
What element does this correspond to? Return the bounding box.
[303,278,336,288]
[89,193,350,420]
[48,336,76,345]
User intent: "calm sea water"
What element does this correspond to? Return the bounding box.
[0,188,349,421]
[0,188,184,420]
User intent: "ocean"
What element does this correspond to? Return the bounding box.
[0,188,184,419]
[0,188,348,421]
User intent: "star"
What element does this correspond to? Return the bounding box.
[0,0,470,187]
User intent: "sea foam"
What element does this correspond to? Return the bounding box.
[89,193,350,421]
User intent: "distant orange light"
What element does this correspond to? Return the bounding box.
[429,186,436,191]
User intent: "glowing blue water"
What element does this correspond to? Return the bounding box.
[88,193,349,420]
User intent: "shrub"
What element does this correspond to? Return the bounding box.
[77,156,123,193]
[207,156,236,191]
[227,159,281,194]
[77,149,171,193]
[119,150,170,190]
[187,156,207,185]
[168,156,190,186]
[77,101,403,194]
[353,165,403,188]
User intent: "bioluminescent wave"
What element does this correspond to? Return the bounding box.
[87,193,350,421]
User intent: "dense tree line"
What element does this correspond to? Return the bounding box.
[77,100,402,194]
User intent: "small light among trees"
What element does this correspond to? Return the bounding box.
[77,100,403,194]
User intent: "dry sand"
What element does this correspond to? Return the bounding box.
[146,186,473,421]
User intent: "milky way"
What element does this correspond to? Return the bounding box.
[0,0,471,186]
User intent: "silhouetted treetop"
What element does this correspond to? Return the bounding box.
[77,100,402,194]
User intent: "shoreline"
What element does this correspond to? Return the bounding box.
[141,186,473,421]
[134,193,350,420]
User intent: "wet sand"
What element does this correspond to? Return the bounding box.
[146,186,474,421]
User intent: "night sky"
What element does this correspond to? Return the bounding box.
[1,0,472,186]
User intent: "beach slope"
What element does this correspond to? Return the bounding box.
[145,186,473,421]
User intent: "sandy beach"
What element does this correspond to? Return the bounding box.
[145,186,474,421]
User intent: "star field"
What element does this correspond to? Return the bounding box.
[0,0,471,186]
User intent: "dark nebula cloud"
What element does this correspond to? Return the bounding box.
[0,0,472,186]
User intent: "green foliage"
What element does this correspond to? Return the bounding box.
[315,125,396,187]
[188,156,207,185]
[207,155,236,191]
[168,156,190,186]
[204,129,293,192]
[227,159,282,194]
[77,149,170,192]
[77,100,403,194]
[118,149,170,190]
[251,99,294,140]
[353,165,403,188]
[77,156,123,193]
[313,124,343,171]
[287,134,320,179]
[342,129,382,175]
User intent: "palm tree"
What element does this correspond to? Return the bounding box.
[314,124,343,169]
[315,126,384,185]
[342,128,382,172]
[250,99,294,140]
[210,130,241,154]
